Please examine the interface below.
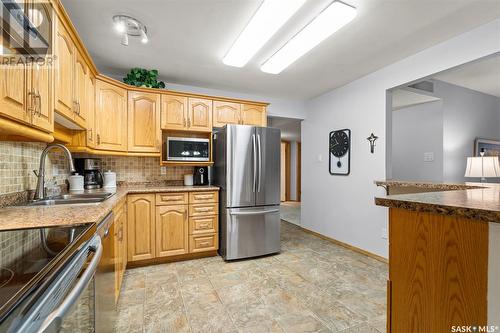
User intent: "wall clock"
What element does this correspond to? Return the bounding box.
[329,129,351,175]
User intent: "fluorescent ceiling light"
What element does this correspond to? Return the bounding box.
[261,1,357,74]
[223,0,306,68]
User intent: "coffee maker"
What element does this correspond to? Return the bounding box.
[193,166,211,186]
[74,158,104,189]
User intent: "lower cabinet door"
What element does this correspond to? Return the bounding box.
[156,205,188,257]
[127,194,156,261]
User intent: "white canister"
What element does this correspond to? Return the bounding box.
[103,170,117,188]
[184,174,194,186]
[69,173,84,191]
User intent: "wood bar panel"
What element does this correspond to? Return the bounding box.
[389,208,488,332]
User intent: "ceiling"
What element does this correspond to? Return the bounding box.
[433,55,500,97]
[392,88,441,111]
[61,0,500,100]
[268,117,301,142]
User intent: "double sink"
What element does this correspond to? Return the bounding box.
[27,192,115,206]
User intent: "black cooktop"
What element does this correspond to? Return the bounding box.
[0,223,94,322]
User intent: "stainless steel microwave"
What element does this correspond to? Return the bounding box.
[165,137,210,161]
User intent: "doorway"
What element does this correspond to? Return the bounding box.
[269,116,302,225]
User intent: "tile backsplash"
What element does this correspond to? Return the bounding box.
[0,142,193,196]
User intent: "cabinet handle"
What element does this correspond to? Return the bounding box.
[187,117,191,128]
[27,91,35,115]
[195,195,213,199]
[196,207,212,212]
[183,116,187,127]
[35,92,41,116]
[97,134,101,145]
[198,241,211,247]
[88,128,93,140]
[77,101,81,115]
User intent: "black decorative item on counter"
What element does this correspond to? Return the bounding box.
[329,129,351,175]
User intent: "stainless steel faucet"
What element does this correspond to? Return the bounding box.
[33,144,76,201]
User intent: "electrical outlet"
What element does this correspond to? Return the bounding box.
[160,166,167,175]
[52,166,59,176]
[381,228,388,240]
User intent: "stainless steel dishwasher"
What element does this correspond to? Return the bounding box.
[95,212,116,332]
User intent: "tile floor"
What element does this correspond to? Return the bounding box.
[280,202,301,225]
[115,221,387,333]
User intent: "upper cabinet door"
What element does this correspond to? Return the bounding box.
[30,58,53,132]
[0,61,30,125]
[128,91,161,153]
[73,53,88,128]
[187,98,212,132]
[95,79,127,151]
[86,75,96,147]
[241,104,266,127]
[161,94,187,130]
[54,19,75,121]
[213,101,241,128]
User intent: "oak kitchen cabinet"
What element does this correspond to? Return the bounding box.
[156,205,189,257]
[0,1,54,133]
[213,101,266,127]
[94,79,128,151]
[113,200,127,303]
[128,91,161,153]
[126,191,219,263]
[213,101,241,127]
[241,104,266,127]
[161,95,212,132]
[127,194,156,262]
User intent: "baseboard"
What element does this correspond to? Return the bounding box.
[126,251,218,269]
[297,225,388,264]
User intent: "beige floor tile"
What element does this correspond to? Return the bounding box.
[276,312,332,333]
[115,221,387,333]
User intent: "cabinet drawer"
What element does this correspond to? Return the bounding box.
[156,192,188,205]
[189,191,219,204]
[189,215,218,235]
[189,233,218,253]
[189,203,218,217]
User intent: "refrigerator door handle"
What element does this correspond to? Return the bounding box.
[257,133,262,192]
[252,133,257,192]
[229,209,279,216]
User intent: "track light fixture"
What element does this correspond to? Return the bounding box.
[112,15,148,46]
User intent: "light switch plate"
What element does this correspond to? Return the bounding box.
[381,228,388,240]
[160,166,167,175]
[52,165,59,176]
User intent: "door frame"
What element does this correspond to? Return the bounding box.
[297,142,301,202]
[281,140,291,202]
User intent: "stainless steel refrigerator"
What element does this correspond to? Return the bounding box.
[214,124,281,260]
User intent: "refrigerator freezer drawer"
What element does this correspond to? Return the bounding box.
[223,206,281,260]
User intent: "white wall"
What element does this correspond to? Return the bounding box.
[392,100,444,182]
[302,19,500,258]
[439,80,500,182]
[391,80,500,183]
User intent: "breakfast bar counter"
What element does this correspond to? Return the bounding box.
[375,180,499,332]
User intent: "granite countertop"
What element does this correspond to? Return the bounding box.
[375,180,500,223]
[0,184,219,231]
